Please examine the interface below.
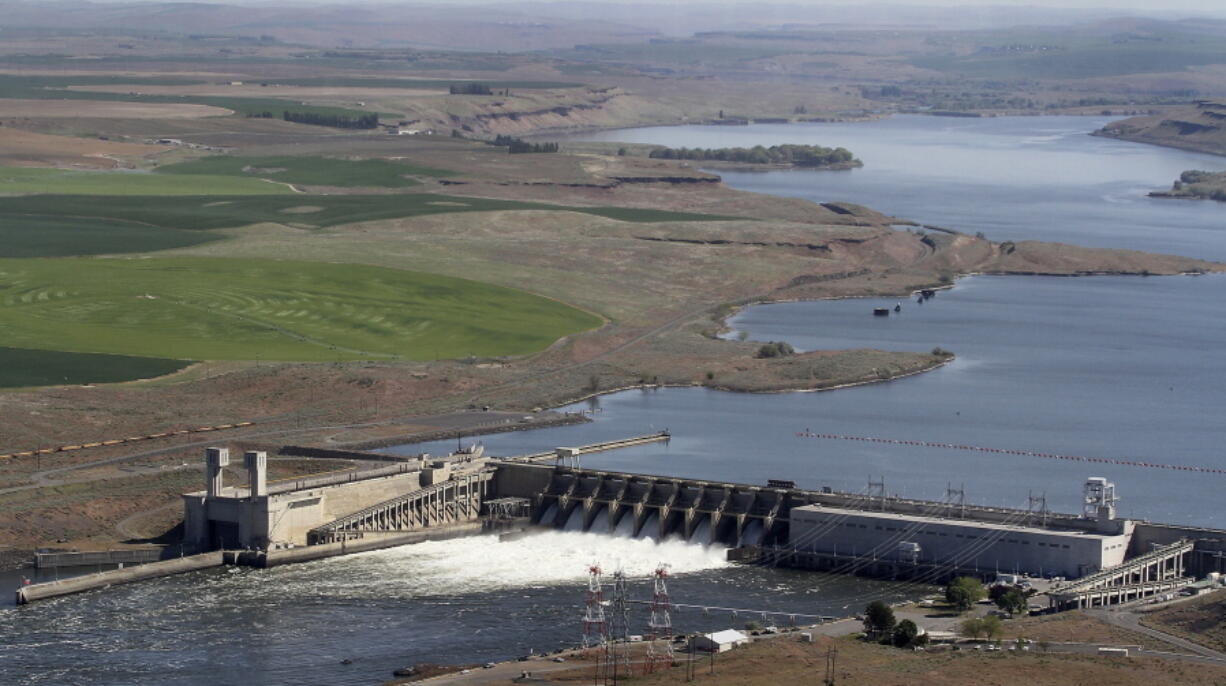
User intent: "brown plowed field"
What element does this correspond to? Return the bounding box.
[0,127,167,168]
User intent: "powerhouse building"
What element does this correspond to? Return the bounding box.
[789,504,1132,579]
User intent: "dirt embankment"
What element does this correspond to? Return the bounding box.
[1094,101,1226,157]
[1138,590,1226,653]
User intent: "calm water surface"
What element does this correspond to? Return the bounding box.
[567,115,1226,261]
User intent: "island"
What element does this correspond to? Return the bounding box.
[1150,169,1226,202]
[647,143,862,170]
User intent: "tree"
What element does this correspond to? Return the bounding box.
[892,619,921,648]
[863,600,896,640]
[945,577,985,612]
[980,614,1004,640]
[959,617,984,640]
[995,589,1028,617]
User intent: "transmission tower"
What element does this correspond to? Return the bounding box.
[606,568,632,682]
[946,482,966,519]
[1028,490,1049,527]
[582,564,609,650]
[644,564,674,673]
[868,476,886,511]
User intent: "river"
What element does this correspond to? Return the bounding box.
[567,115,1226,261]
[3,115,1223,685]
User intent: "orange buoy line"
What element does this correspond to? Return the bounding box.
[796,430,1226,475]
[0,421,256,461]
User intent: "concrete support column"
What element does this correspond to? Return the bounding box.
[244,451,267,498]
[206,447,230,497]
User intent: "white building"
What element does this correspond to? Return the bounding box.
[789,504,1132,579]
[689,629,749,653]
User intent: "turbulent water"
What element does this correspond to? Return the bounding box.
[6,115,1226,685]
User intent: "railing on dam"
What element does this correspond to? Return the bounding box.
[499,432,670,464]
[1049,539,1194,610]
[307,470,493,544]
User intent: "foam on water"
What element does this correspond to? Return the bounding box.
[352,531,729,593]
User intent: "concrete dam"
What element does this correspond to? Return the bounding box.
[17,433,1226,609]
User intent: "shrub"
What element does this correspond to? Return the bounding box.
[756,341,796,359]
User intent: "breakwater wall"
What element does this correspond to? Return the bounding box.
[14,523,488,605]
[16,552,225,605]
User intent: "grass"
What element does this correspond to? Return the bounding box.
[0,194,740,233]
[0,74,379,122]
[0,166,293,196]
[0,346,190,387]
[0,214,218,258]
[0,257,603,361]
[153,155,453,188]
[911,44,1226,80]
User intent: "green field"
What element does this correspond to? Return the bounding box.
[0,167,293,196]
[0,193,738,233]
[0,214,218,258]
[0,257,602,361]
[154,155,453,188]
[0,346,191,388]
[0,74,380,122]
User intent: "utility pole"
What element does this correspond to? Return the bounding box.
[824,642,838,686]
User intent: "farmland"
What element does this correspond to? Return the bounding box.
[0,166,293,196]
[0,346,190,388]
[0,214,217,258]
[154,155,454,188]
[0,256,603,361]
[0,193,739,234]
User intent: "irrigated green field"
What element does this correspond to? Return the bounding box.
[0,346,191,388]
[154,155,453,188]
[0,257,602,361]
[0,167,293,196]
[0,193,737,233]
[0,214,218,258]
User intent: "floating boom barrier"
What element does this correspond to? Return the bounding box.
[0,421,256,461]
[796,430,1225,475]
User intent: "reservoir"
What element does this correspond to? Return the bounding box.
[4,115,1224,685]
[567,115,1226,262]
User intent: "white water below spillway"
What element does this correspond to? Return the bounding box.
[348,530,731,594]
[636,512,660,540]
[613,509,635,537]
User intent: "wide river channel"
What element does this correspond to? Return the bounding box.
[3,116,1224,685]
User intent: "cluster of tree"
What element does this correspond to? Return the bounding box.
[267,111,379,129]
[959,614,1004,640]
[989,584,1034,616]
[862,601,928,648]
[755,341,795,359]
[490,135,558,154]
[448,83,512,96]
[648,144,856,167]
[945,576,987,611]
[449,83,492,95]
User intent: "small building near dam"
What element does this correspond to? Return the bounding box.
[789,479,1133,579]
